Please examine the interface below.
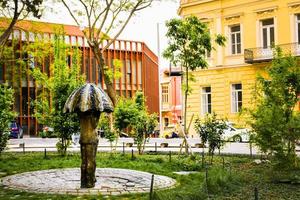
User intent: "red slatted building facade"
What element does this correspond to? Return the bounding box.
[0,20,159,136]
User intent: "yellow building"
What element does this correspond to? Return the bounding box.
[178,0,300,137]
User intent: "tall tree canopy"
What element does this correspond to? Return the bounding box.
[0,0,43,46]
[163,16,226,135]
[250,48,300,169]
[60,0,155,106]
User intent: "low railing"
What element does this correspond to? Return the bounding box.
[244,43,300,64]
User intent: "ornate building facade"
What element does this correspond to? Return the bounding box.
[179,0,300,136]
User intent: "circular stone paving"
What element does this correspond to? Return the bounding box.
[0,168,176,196]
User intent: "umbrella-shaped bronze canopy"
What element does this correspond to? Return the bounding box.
[64,83,113,188]
[64,83,113,114]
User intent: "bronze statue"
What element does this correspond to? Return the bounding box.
[64,83,113,188]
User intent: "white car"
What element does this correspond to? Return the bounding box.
[222,123,250,142]
[71,132,80,145]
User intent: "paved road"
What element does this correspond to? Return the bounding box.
[6,137,264,155]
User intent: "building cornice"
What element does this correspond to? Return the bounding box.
[195,63,266,73]
[178,0,215,15]
[179,0,276,16]
[288,1,300,7]
[254,6,278,14]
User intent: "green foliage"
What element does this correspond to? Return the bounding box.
[1,152,300,200]
[204,167,240,194]
[104,59,122,82]
[0,84,16,153]
[163,16,226,133]
[250,48,300,169]
[113,98,137,131]
[98,114,116,151]
[31,31,85,155]
[163,16,225,71]
[194,113,227,163]
[114,92,158,154]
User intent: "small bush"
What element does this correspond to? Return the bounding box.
[203,167,241,194]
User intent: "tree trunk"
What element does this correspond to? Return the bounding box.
[0,0,20,47]
[79,112,100,188]
[92,47,117,106]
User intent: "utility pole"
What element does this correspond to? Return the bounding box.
[157,22,163,137]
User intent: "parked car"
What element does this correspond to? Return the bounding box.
[71,132,80,145]
[9,121,23,139]
[223,122,250,142]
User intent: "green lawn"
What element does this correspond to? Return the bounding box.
[0,152,299,200]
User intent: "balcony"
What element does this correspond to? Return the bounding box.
[162,102,172,112]
[169,66,183,76]
[244,43,300,64]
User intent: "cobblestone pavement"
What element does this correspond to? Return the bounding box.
[1,168,177,196]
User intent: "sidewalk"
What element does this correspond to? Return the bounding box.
[6,138,266,156]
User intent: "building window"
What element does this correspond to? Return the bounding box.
[230,25,241,54]
[201,87,211,115]
[164,118,169,127]
[126,59,132,85]
[162,85,169,103]
[296,14,300,44]
[231,83,242,113]
[261,18,274,48]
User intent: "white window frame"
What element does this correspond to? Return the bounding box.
[260,18,275,49]
[201,86,212,115]
[296,14,300,44]
[162,84,169,104]
[229,25,241,55]
[231,83,242,113]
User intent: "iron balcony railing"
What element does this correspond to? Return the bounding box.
[244,42,300,64]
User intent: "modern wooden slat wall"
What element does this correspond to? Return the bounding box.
[7,30,158,136]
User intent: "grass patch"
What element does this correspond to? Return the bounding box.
[0,152,300,199]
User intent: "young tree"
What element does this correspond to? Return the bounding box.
[250,48,300,168]
[98,113,116,152]
[0,0,43,46]
[31,31,85,155]
[163,16,225,147]
[194,113,227,164]
[114,92,157,154]
[132,92,157,154]
[60,0,155,106]
[0,84,16,153]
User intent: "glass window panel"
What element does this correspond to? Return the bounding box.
[262,18,274,26]
[237,44,241,54]
[238,102,242,109]
[298,21,300,44]
[237,33,241,43]
[235,83,242,90]
[270,27,275,45]
[207,94,211,103]
[263,28,268,48]
[231,25,240,32]
[208,104,212,114]
[231,34,236,45]
[238,91,242,101]
[232,45,236,54]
